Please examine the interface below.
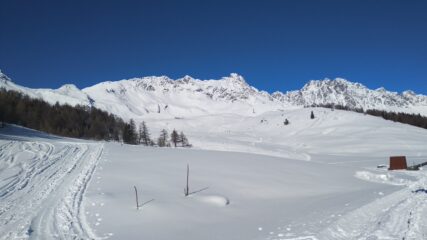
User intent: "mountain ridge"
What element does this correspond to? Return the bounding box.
[1,70,426,119]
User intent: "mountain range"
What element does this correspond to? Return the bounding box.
[1,70,426,120]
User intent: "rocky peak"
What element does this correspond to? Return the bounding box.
[0,70,12,83]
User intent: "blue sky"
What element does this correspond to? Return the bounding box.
[0,0,426,93]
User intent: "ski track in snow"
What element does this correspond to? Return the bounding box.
[0,140,103,240]
[273,170,427,240]
[318,170,427,240]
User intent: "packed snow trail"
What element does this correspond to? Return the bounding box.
[317,169,427,240]
[274,169,427,240]
[0,140,103,239]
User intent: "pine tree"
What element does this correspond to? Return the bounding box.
[131,119,138,144]
[310,111,315,119]
[157,129,169,147]
[123,119,138,144]
[138,121,151,145]
[179,131,189,147]
[171,129,179,147]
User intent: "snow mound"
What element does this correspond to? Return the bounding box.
[195,195,230,207]
[355,171,413,186]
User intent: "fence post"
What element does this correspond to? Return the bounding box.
[134,186,139,209]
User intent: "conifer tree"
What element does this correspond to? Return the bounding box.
[123,119,138,144]
[139,121,151,145]
[171,129,179,147]
[179,131,189,147]
[310,111,315,119]
[157,129,169,147]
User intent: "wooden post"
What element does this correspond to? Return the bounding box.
[184,164,189,196]
[134,186,139,209]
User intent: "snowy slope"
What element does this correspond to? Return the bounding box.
[1,108,427,239]
[0,126,103,239]
[141,108,427,161]
[0,70,94,107]
[1,70,426,119]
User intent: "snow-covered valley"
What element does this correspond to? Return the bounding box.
[1,108,427,239]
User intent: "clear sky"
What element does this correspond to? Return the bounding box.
[0,0,426,93]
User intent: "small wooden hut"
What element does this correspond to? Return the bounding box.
[389,156,407,170]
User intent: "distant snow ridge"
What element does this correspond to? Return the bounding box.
[81,73,287,118]
[272,78,427,110]
[1,70,426,119]
[0,70,94,107]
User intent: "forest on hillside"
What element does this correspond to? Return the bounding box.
[0,88,191,147]
[0,88,125,141]
[308,103,427,129]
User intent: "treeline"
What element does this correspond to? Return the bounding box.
[0,88,125,140]
[308,103,427,129]
[0,89,192,146]
[123,120,191,147]
[306,103,365,114]
[365,109,427,129]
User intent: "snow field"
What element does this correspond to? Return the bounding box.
[1,107,427,239]
[0,127,104,239]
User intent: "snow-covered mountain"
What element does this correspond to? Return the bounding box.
[82,73,291,119]
[0,70,94,106]
[272,78,427,111]
[1,70,426,119]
